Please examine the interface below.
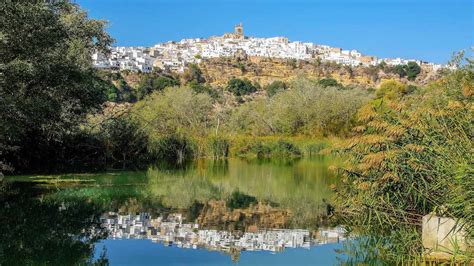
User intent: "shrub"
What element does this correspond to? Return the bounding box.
[391,62,421,81]
[226,191,257,210]
[250,142,272,159]
[208,136,230,159]
[318,78,341,88]
[406,62,421,81]
[270,140,302,157]
[265,81,287,97]
[149,135,195,164]
[137,75,180,99]
[101,116,150,169]
[226,78,257,96]
[133,87,214,138]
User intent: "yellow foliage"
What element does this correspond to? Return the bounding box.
[361,152,386,168]
[385,125,406,138]
[376,79,407,99]
[357,104,377,122]
[352,125,366,133]
[403,144,425,153]
[360,135,391,145]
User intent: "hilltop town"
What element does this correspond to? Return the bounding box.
[92,23,446,74]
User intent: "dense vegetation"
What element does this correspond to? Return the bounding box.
[333,54,473,263]
[125,76,370,163]
[0,0,113,173]
[229,78,369,136]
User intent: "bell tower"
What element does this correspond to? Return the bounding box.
[234,22,244,37]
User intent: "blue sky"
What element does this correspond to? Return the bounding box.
[78,0,473,64]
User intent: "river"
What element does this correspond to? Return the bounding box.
[1,156,351,265]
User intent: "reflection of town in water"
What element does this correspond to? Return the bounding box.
[100,212,345,261]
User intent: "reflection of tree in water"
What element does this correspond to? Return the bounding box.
[0,183,109,265]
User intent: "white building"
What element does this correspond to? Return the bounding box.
[92,24,445,73]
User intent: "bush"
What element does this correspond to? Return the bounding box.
[149,135,195,164]
[406,61,421,81]
[188,81,222,99]
[132,87,214,139]
[226,78,257,96]
[265,81,287,97]
[208,136,230,159]
[250,142,272,159]
[318,78,342,88]
[376,79,407,99]
[226,191,257,210]
[101,117,150,169]
[391,62,421,81]
[137,75,180,99]
[270,140,302,157]
[393,65,407,78]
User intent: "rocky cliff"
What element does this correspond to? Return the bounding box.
[199,56,441,87]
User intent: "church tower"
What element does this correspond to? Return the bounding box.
[234,22,244,37]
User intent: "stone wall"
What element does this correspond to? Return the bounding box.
[422,214,471,259]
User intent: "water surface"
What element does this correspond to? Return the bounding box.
[1,157,347,265]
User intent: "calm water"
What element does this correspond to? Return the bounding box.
[1,157,349,265]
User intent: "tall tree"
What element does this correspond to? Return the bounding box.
[406,61,421,81]
[0,0,113,173]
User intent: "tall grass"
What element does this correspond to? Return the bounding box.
[208,136,230,159]
[333,60,474,263]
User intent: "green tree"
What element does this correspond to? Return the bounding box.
[116,79,136,102]
[230,77,369,136]
[137,74,179,99]
[0,0,113,173]
[187,81,221,99]
[266,81,287,97]
[100,79,121,102]
[101,116,150,169]
[133,87,214,139]
[226,78,257,96]
[392,62,421,81]
[393,64,407,78]
[406,61,421,81]
[318,78,342,88]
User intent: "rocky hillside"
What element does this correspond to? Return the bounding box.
[199,56,441,88]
